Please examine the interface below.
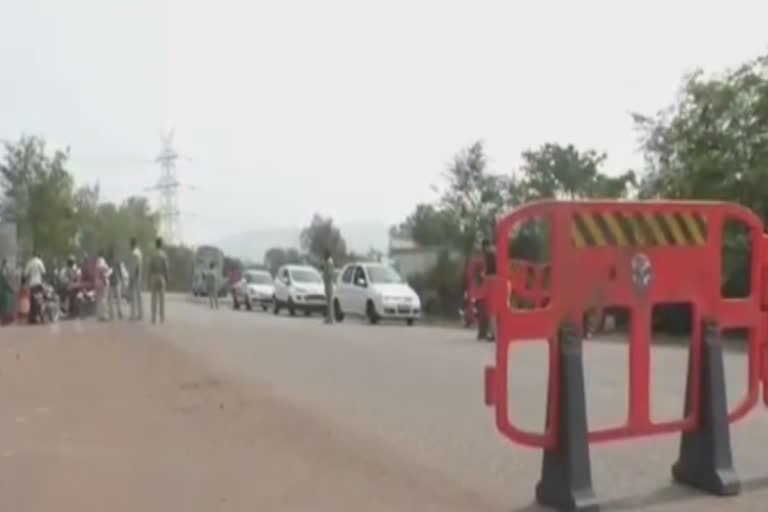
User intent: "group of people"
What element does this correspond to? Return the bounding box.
[0,236,171,326]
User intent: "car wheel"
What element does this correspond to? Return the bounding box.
[366,300,380,325]
[333,299,344,322]
[273,296,281,315]
[304,309,311,317]
[288,299,296,317]
[233,293,240,310]
[406,318,415,327]
[261,304,268,312]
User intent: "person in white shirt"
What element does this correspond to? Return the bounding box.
[94,250,112,321]
[24,253,46,324]
[129,237,144,321]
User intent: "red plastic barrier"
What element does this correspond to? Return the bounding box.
[485,200,765,449]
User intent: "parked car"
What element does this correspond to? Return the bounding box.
[333,262,421,325]
[273,264,327,316]
[232,270,274,311]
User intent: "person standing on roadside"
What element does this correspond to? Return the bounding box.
[94,250,112,321]
[129,237,144,321]
[477,238,497,341]
[322,249,335,324]
[205,261,219,310]
[0,258,15,326]
[106,247,124,320]
[24,252,46,325]
[148,237,169,324]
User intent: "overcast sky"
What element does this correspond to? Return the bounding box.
[2,0,767,246]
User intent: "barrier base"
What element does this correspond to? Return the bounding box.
[672,320,740,496]
[536,324,599,512]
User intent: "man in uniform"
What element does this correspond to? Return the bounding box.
[321,249,334,324]
[129,237,144,321]
[148,237,169,324]
[205,261,219,310]
[477,238,497,341]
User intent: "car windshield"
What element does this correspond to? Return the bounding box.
[366,265,403,284]
[246,273,272,284]
[291,269,322,283]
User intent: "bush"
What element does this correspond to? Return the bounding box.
[407,250,464,318]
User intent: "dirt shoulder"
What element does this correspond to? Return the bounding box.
[0,322,499,512]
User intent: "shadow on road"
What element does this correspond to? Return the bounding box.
[511,475,768,512]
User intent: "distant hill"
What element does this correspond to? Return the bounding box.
[216,223,390,262]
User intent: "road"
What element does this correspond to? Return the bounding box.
[2,296,768,511]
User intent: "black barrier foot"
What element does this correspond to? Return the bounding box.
[672,320,740,496]
[536,323,599,512]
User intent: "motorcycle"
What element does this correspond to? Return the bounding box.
[459,291,479,328]
[30,283,60,324]
[61,282,96,319]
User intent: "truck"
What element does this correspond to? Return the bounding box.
[191,245,225,297]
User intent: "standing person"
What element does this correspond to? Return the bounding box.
[62,256,81,318]
[0,259,15,326]
[129,237,144,321]
[17,276,30,324]
[322,249,335,324]
[205,262,219,310]
[148,237,169,324]
[106,248,124,320]
[24,252,46,324]
[94,250,112,321]
[476,238,496,341]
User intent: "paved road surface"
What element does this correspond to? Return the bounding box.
[2,296,768,511]
[160,297,768,511]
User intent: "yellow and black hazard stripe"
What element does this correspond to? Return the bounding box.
[571,211,707,249]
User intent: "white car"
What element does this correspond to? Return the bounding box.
[232,269,275,311]
[273,264,328,316]
[333,262,421,325]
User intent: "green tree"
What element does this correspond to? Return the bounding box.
[264,247,303,275]
[633,54,768,214]
[438,141,514,255]
[519,143,635,200]
[70,186,158,263]
[390,203,462,247]
[299,214,347,262]
[0,136,77,260]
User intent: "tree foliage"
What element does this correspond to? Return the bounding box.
[390,203,461,247]
[437,141,516,254]
[299,213,347,262]
[634,55,768,215]
[0,135,160,271]
[0,136,77,260]
[520,143,635,200]
[264,247,303,275]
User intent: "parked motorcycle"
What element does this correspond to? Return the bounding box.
[459,291,479,328]
[30,283,60,324]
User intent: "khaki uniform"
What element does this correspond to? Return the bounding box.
[148,249,169,324]
[205,269,219,310]
[129,248,144,320]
